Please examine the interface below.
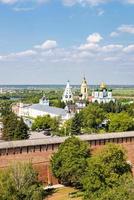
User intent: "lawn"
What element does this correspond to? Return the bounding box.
[46,187,83,200]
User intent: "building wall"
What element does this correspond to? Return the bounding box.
[0,137,134,185]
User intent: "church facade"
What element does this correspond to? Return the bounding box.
[91,83,115,104]
[62,81,74,103]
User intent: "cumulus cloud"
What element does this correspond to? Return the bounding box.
[34,40,58,50]
[102,44,123,52]
[87,33,103,43]
[123,45,134,53]
[118,24,134,34]
[79,43,99,51]
[110,32,119,37]
[0,50,37,61]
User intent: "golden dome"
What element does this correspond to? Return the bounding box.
[100,82,106,89]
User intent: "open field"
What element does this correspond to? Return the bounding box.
[46,187,82,200]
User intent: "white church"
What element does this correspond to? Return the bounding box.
[91,82,115,104]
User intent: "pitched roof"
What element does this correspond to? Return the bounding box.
[29,104,66,117]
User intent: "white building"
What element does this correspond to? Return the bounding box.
[13,96,72,122]
[62,81,73,103]
[92,83,115,104]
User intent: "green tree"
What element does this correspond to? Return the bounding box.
[108,112,134,132]
[14,117,29,140]
[70,113,82,135]
[59,118,72,136]
[0,162,44,200]
[81,104,106,132]
[3,112,29,140]
[51,136,90,188]
[50,99,65,109]
[32,115,59,133]
[82,143,133,200]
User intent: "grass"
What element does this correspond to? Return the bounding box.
[46,187,83,200]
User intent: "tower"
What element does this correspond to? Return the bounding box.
[62,81,73,103]
[81,77,88,100]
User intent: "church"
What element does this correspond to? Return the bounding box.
[91,82,115,104]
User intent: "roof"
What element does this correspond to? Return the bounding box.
[0,131,134,149]
[29,104,66,117]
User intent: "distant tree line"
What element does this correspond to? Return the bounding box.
[59,101,134,135]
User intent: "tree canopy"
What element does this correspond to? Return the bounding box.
[0,162,44,200]
[81,104,106,132]
[31,115,59,133]
[2,112,29,140]
[51,136,90,188]
[108,112,134,132]
[82,143,133,200]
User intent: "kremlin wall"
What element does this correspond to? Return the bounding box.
[0,132,134,185]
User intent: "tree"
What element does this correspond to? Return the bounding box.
[2,112,29,140]
[59,118,72,136]
[31,115,59,133]
[108,112,134,132]
[51,136,90,188]
[70,113,82,135]
[0,162,44,200]
[14,117,29,140]
[82,143,133,200]
[81,104,106,132]
[50,99,65,109]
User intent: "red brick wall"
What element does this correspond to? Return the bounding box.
[0,141,134,185]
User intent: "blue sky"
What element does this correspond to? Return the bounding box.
[0,0,134,85]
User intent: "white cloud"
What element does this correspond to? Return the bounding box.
[118,24,134,34]
[62,0,112,6]
[0,0,17,3]
[13,50,37,57]
[0,50,37,61]
[103,56,120,61]
[125,0,134,4]
[79,43,99,51]
[97,9,104,16]
[123,45,134,53]
[13,7,35,12]
[110,32,119,37]
[0,0,49,5]
[102,44,123,52]
[34,40,58,50]
[87,33,103,43]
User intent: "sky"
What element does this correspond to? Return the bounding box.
[0,0,134,85]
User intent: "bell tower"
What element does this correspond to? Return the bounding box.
[80,77,88,100]
[62,81,73,103]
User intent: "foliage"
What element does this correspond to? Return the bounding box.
[82,143,133,200]
[50,99,65,108]
[100,101,122,113]
[51,136,90,188]
[2,112,29,140]
[0,101,12,117]
[81,104,106,132]
[58,118,72,136]
[0,162,44,200]
[32,115,59,133]
[108,112,134,132]
[70,113,82,135]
